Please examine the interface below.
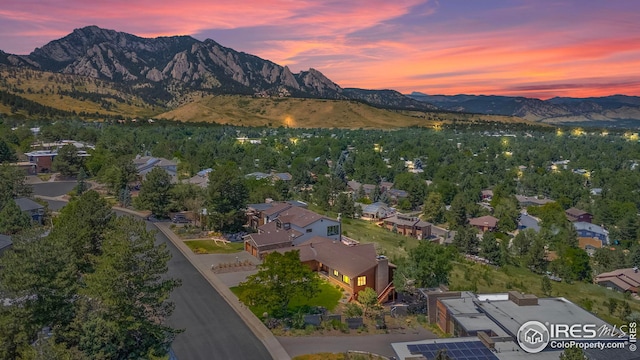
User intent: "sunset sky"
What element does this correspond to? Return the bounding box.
[2,0,639,99]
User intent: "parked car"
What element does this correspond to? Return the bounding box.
[172,214,191,224]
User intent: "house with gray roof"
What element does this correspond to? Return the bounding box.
[133,156,178,182]
[15,197,45,223]
[0,235,12,256]
[361,202,394,220]
[574,222,609,245]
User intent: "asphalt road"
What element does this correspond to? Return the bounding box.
[42,198,272,360]
[32,181,77,197]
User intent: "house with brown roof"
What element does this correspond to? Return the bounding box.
[578,237,604,256]
[595,268,640,293]
[243,222,302,259]
[271,206,341,245]
[245,201,308,229]
[278,236,395,302]
[565,207,593,223]
[245,204,341,258]
[469,215,499,232]
[382,214,432,240]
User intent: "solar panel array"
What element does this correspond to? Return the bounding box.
[407,341,499,360]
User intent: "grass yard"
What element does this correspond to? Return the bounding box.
[341,218,420,260]
[449,261,640,326]
[231,281,343,318]
[184,240,244,254]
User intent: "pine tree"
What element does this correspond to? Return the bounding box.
[0,139,17,163]
[541,275,552,296]
[76,167,88,195]
[137,167,173,217]
[480,232,502,265]
[0,199,32,234]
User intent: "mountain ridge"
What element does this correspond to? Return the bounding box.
[408,92,640,123]
[0,26,433,111]
[0,26,638,125]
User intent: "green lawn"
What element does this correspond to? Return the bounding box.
[450,262,640,326]
[184,240,244,254]
[231,281,343,318]
[341,218,420,260]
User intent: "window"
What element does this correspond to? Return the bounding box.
[333,269,339,277]
[306,228,313,233]
[342,275,350,284]
[357,276,366,286]
[327,225,340,236]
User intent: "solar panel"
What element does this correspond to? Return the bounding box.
[406,341,499,360]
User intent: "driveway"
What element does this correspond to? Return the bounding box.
[187,251,259,287]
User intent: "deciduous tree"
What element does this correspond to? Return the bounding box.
[239,250,320,317]
[395,241,456,290]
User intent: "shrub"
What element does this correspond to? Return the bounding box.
[304,324,316,335]
[344,303,363,318]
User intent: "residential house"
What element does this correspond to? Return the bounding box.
[133,156,178,182]
[245,201,308,229]
[269,206,341,245]
[243,222,302,259]
[361,202,394,220]
[595,268,640,293]
[246,204,340,250]
[246,171,292,182]
[469,215,498,232]
[382,214,431,240]
[279,236,395,301]
[565,207,593,223]
[347,180,375,198]
[574,222,609,245]
[0,235,12,256]
[272,172,292,182]
[245,172,271,180]
[15,197,45,223]
[515,195,555,207]
[25,140,93,173]
[579,237,603,256]
[386,189,409,201]
[184,168,212,188]
[11,161,37,175]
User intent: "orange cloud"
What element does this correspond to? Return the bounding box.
[1,0,639,98]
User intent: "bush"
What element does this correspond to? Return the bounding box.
[304,324,316,335]
[344,303,363,318]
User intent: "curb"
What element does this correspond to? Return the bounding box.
[155,223,290,360]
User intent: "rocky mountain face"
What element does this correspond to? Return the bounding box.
[0,26,432,110]
[408,92,640,123]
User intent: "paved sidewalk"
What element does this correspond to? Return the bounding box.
[155,222,290,360]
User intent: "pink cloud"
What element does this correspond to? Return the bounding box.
[1,0,639,98]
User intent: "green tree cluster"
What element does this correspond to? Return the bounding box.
[0,191,180,359]
[238,250,320,317]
